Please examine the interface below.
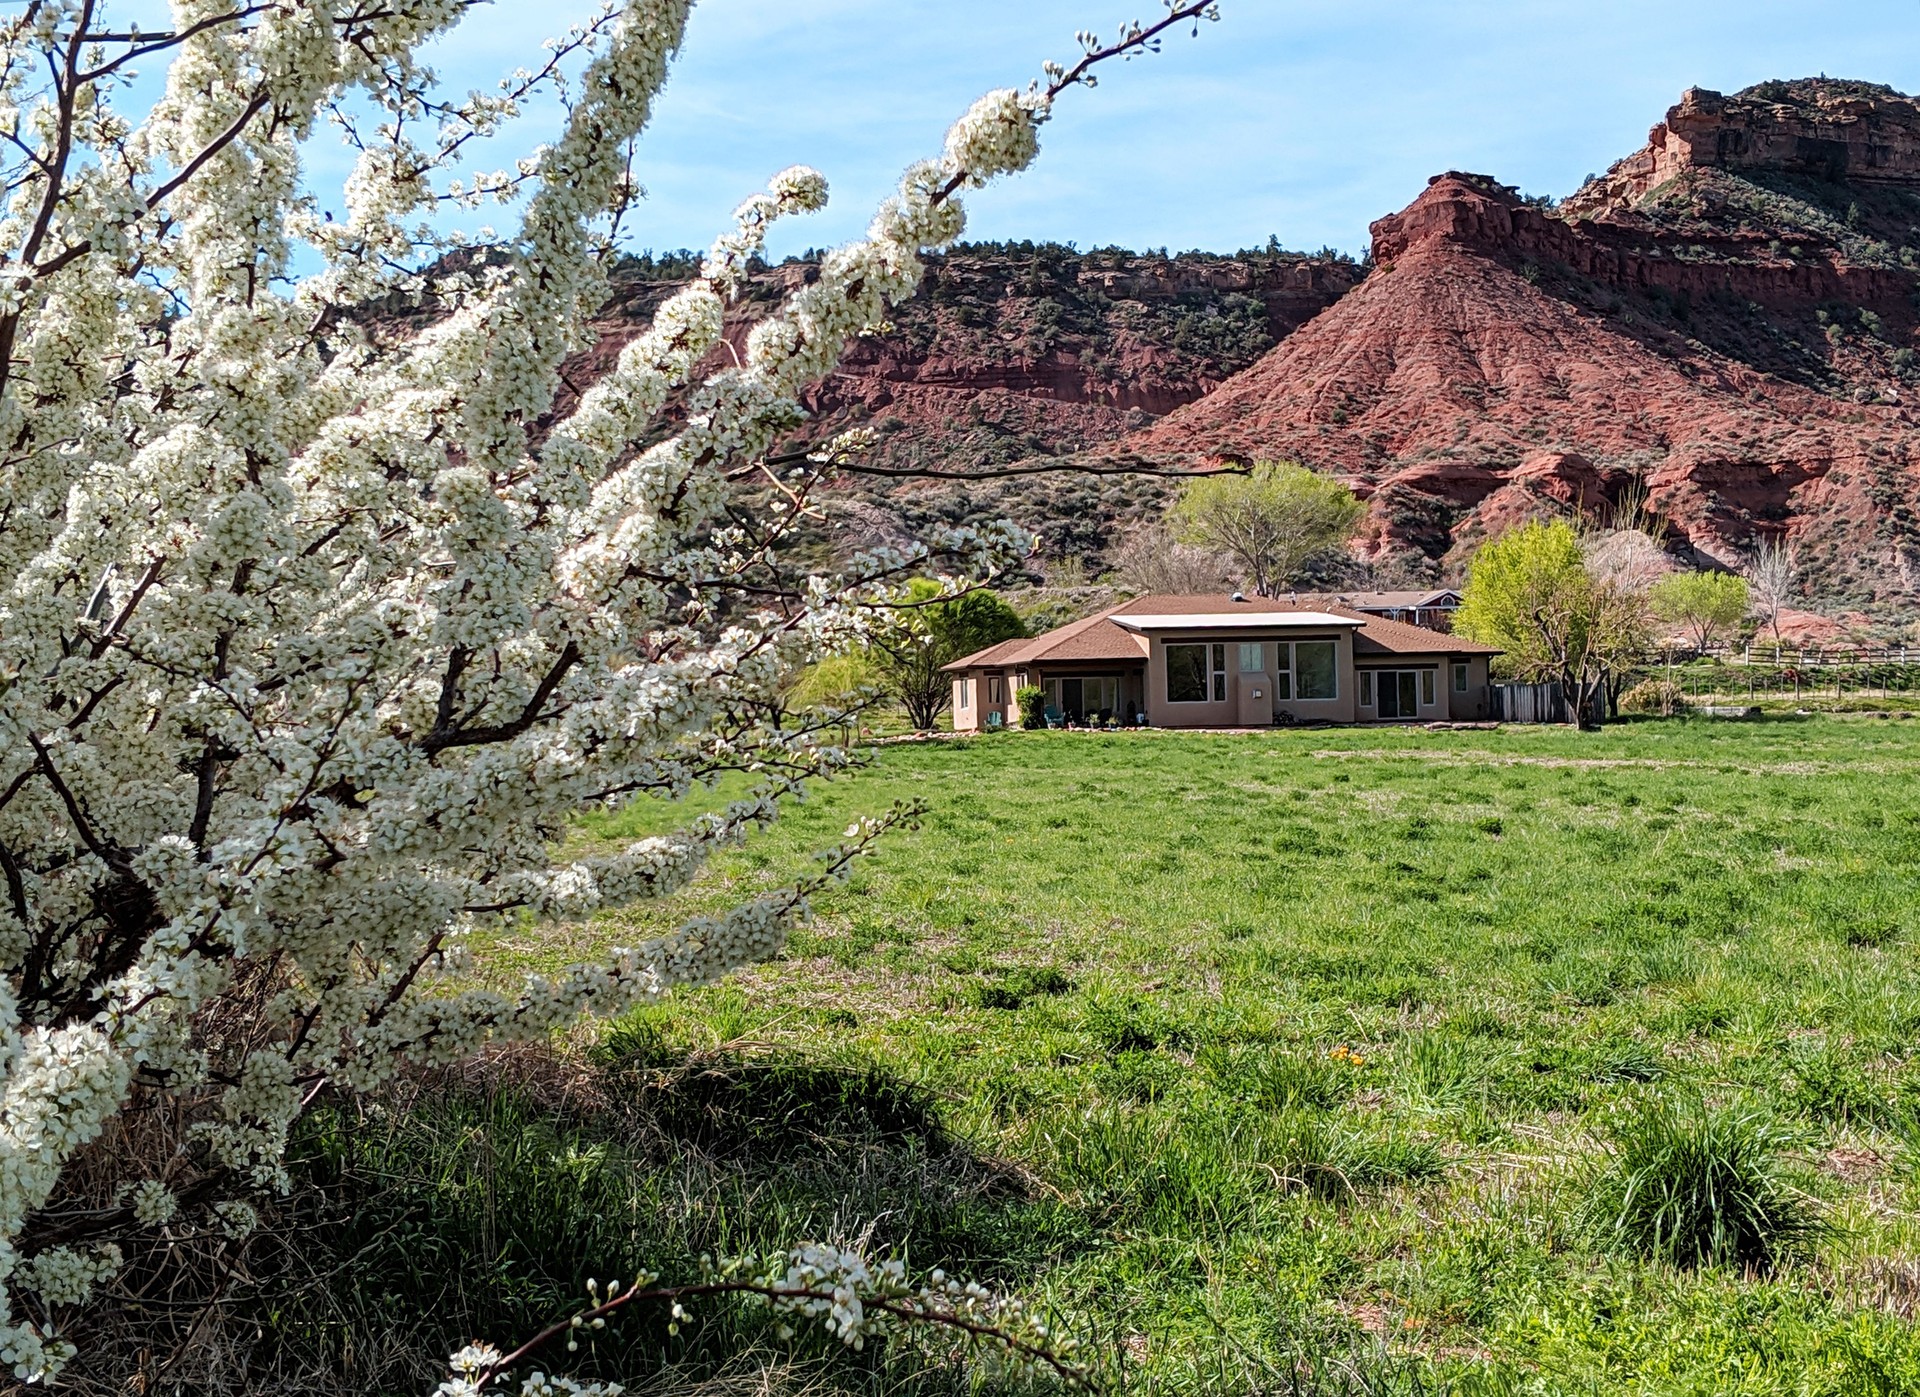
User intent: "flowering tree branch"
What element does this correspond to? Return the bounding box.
[450,1246,1084,1396]
[0,0,1220,1385]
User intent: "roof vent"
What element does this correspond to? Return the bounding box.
[1230,591,1246,603]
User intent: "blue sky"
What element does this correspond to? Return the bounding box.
[116,0,1920,259]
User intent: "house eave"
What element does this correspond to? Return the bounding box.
[1110,611,1366,633]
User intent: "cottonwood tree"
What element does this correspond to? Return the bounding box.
[1455,519,1648,730]
[1169,460,1363,597]
[0,0,1217,1386]
[1745,537,1798,645]
[1649,570,1751,654]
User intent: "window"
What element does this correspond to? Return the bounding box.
[1166,644,1208,702]
[959,677,973,708]
[1273,643,1292,701]
[989,675,1005,705]
[1420,669,1436,706]
[1212,644,1227,702]
[1451,662,1469,693]
[1237,642,1265,674]
[1296,640,1337,700]
[1359,671,1374,706]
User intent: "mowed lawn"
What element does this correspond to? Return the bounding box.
[483,717,1920,1394]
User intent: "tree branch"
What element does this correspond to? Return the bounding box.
[420,642,580,755]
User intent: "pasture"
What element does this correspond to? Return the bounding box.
[307,717,1920,1394]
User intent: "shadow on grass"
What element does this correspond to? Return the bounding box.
[236,1047,1078,1396]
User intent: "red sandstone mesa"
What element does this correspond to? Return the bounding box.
[1129,80,1920,602]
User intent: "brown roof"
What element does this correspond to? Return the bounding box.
[943,607,1146,671]
[945,595,1499,671]
[1299,589,1461,610]
[1340,605,1500,656]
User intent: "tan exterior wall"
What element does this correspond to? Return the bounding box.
[951,668,1020,732]
[951,674,978,732]
[1445,655,1492,720]
[1144,632,1358,728]
[1354,653,1492,722]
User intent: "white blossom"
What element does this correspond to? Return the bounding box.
[127,1180,177,1227]
[0,0,1205,1382]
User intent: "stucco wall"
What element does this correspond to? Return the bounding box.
[952,668,1018,731]
[1446,655,1492,720]
[1354,653,1493,722]
[1145,632,1358,727]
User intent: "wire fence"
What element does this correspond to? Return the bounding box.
[1689,641,1919,668]
[1632,654,1920,706]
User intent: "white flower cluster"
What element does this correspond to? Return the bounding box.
[437,1340,623,1397]
[756,1243,1069,1378]
[14,1245,120,1308]
[126,1180,178,1227]
[0,0,1098,1381]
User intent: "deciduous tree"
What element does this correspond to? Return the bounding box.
[1649,570,1752,653]
[1169,460,1363,597]
[1110,520,1233,594]
[1456,520,1648,730]
[1745,538,1798,645]
[869,581,1027,730]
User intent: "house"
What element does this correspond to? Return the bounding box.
[1295,588,1463,632]
[945,594,1500,731]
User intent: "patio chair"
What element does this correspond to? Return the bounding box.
[1044,705,1064,729]
[985,711,1003,731]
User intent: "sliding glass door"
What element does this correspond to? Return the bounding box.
[1370,669,1436,720]
[1044,675,1122,722]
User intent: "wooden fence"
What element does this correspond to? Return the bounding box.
[1491,681,1606,725]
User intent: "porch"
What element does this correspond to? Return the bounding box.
[1032,666,1147,726]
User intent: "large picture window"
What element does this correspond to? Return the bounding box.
[1296,640,1337,700]
[1166,644,1208,702]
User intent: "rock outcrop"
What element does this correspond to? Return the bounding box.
[1564,80,1920,217]
[1122,81,1920,604]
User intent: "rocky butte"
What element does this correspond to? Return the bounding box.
[1124,78,1920,605]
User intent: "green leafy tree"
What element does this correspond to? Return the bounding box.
[1169,461,1364,597]
[1650,570,1751,653]
[1456,519,1648,730]
[870,580,1027,730]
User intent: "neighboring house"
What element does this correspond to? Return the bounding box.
[946,594,1500,731]
[1296,588,1463,632]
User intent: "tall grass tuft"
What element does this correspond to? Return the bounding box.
[1580,1096,1823,1271]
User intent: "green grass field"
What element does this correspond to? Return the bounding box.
[308,717,1920,1394]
